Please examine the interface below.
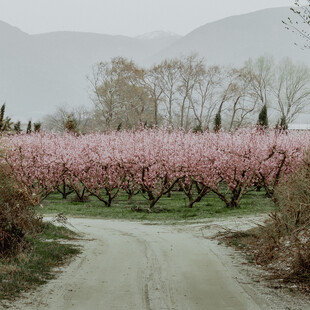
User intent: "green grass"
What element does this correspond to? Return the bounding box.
[0,223,80,301]
[37,189,274,221]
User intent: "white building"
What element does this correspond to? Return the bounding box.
[288,124,310,130]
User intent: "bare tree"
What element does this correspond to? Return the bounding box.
[86,55,310,131]
[157,58,180,127]
[189,65,221,130]
[142,65,165,126]
[177,54,205,130]
[274,58,310,124]
[213,67,242,130]
[224,68,258,130]
[43,105,92,133]
[89,61,118,130]
[245,56,275,108]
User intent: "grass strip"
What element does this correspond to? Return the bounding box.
[0,222,80,301]
[37,190,274,221]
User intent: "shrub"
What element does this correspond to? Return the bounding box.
[0,164,41,257]
[255,151,310,281]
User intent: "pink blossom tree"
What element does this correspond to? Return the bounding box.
[2,128,309,211]
[3,133,68,203]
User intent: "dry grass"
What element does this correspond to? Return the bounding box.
[222,153,310,293]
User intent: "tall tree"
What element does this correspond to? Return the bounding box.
[245,56,275,107]
[245,57,274,127]
[157,58,180,127]
[223,68,257,130]
[0,103,13,132]
[213,111,222,132]
[214,67,243,130]
[0,104,5,129]
[257,104,268,127]
[89,57,153,130]
[177,54,205,130]
[189,65,221,130]
[26,121,32,134]
[142,65,165,126]
[273,58,310,123]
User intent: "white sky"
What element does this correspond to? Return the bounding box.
[0,0,298,36]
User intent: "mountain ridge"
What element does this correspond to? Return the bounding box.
[150,6,308,66]
[0,6,308,121]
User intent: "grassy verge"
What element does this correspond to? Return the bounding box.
[220,226,310,294]
[0,222,80,301]
[37,189,274,221]
[219,229,258,262]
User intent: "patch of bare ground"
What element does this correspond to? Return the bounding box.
[1,216,309,309]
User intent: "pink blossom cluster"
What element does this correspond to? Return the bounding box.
[3,128,310,208]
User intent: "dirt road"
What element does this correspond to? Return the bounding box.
[9,218,310,310]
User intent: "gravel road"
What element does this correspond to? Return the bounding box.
[8,217,310,310]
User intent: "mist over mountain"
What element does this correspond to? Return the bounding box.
[0,7,308,121]
[0,25,180,121]
[136,31,181,40]
[150,7,309,66]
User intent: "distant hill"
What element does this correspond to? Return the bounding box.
[0,7,308,121]
[0,25,180,121]
[150,7,309,66]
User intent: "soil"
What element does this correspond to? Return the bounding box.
[4,215,310,310]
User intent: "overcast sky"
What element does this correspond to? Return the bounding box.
[0,0,297,36]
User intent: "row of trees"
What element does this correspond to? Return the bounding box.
[0,103,41,134]
[3,129,309,210]
[83,55,310,132]
[4,2,310,135]
[41,55,310,134]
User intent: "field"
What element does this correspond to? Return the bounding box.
[38,189,274,221]
[1,128,310,307]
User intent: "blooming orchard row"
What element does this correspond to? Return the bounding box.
[2,129,309,209]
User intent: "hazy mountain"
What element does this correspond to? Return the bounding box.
[150,7,309,66]
[0,25,180,121]
[0,7,309,121]
[136,30,181,40]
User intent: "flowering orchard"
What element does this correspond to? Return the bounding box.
[2,129,310,209]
